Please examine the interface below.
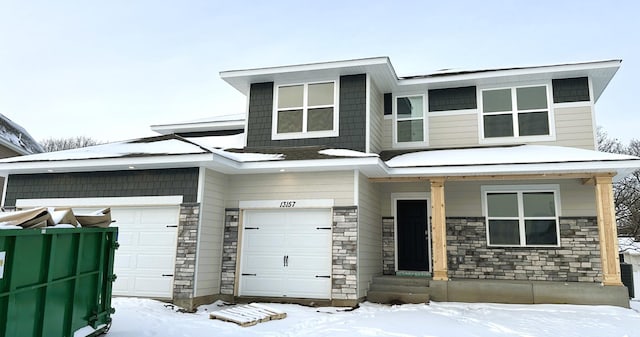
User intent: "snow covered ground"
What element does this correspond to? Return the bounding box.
[98,297,640,337]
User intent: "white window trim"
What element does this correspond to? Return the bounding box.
[481,184,561,248]
[272,80,339,140]
[391,192,432,273]
[392,93,429,148]
[478,83,556,144]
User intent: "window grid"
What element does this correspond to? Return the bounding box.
[481,85,550,139]
[485,190,559,247]
[274,81,337,138]
[394,94,426,145]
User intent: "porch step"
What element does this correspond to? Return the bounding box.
[367,276,432,304]
[367,291,430,304]
[369,283,430,294]
[372,276,430,287]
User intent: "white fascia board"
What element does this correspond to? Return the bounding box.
[150,119,245,135]
[385,159,640,180]
[234,157,382,173]
[220,57,391,79]
[16,195,184,208]
[0,153,215,175]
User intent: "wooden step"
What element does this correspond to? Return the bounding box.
[210,303,286,327]
[367,291,430,304]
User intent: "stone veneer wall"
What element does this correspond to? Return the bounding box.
[447,217,602,282]
[220,208,239,296]
[382,217,395,275]
[173,203,200,300]
[332,207,358,300]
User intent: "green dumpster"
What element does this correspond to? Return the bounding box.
[0,227,118,337]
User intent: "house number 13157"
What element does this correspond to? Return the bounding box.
[279,201,296,208]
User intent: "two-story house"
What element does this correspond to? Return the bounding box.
[1,57,639,309]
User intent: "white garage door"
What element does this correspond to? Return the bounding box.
[74,206,180,299]
[239,209,332,299]
[110,207,179,298]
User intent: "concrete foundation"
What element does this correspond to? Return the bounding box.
[427,280,630,308]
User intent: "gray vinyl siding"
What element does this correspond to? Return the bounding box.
[428,113,479,148]
[378,179,595,217]
[3,168,199,207]
[226,171,355,208]
[245,75,367,151]
[356,171,381,298]
[369,78,384,153]
[538,106,595,150]
[195,168,227,297]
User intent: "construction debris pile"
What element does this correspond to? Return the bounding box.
[0,207,112,229]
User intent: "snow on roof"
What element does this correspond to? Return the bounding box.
[318,149,379,158]
[385,145,639,168]
[0,114,44,155]
[400,59,621,79]
[619,237,640,255]
[185,133,246,150]
[0,135,211,163]
[211,148,284,162]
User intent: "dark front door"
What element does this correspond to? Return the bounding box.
[397,200,429,271]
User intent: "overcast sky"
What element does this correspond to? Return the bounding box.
[1,0,638,144]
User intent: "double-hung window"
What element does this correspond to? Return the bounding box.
[481,85,552,140]
[273,81,338,139]
[483,185,560,247]
[394,95,426,145]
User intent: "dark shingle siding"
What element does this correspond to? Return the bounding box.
[4,168,199,207]
[246,74,367,151]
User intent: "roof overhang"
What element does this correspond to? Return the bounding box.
[0,153,216,175]
[220,57,399,93]
[220,58,621,103]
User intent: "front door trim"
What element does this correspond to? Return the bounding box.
[391,193,431,273]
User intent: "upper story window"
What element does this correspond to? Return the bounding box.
[273,81,338,140]
[483,185,560,247]
[480,85,553,141]
[394,95,427,146]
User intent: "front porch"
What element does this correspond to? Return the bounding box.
[371,173,626,306]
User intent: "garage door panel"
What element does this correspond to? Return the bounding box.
[133,277,174,297]
[136,254,176,270]
[138,231,177,247]
[285,277,331,299]
[112,276,133,294]
[240,276,284,297]
[114,253,136,269]
[287,257,331,273]
[116,232,136,245]
[242,254,284,272]
[139,208,179,224]
[243,233,285,251]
